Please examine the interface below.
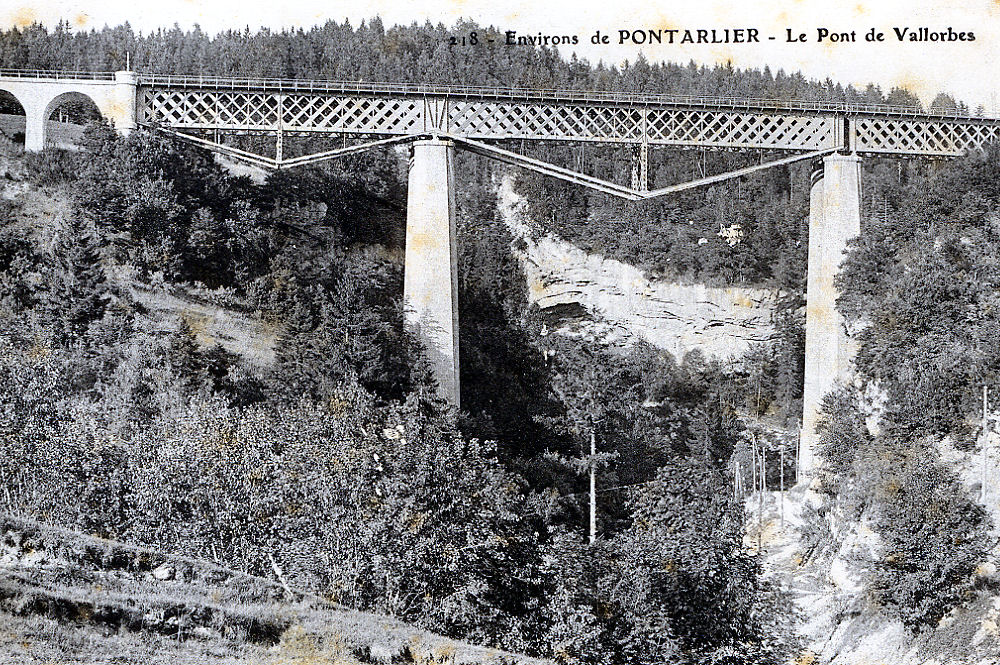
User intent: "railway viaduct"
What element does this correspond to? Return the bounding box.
[3,68,998,477]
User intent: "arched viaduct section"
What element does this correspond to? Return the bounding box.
[0,71,137,150]
[3,70,1000,481]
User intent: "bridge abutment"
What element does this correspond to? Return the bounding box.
[2,71,137,151]
[404,139,461,406]
[800,153,861,477]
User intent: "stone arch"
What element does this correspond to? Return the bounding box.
[0,88,27,146]
[42,91,103,148]
[0,73,137,152]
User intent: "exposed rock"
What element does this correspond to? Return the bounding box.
[497,176,777,361]
[151,562,176,581]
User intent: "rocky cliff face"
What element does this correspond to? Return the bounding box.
[497,177,778,361]
[751,482,1000,665]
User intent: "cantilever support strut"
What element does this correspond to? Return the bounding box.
[450,134,836,201]
[151,123,836,201]
[448,134,641,200]
[145,124,419,169]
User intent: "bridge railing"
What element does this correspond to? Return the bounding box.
[0,68,116,81]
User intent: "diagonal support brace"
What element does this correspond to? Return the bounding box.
[452,134,836,201]
[279,135,419,168]
[146,124,419,170]
[149,125,279,169]
[447,135,642,200]
[638,148,837,199]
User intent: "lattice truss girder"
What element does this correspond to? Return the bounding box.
[141,89,425,134]
[854,118,1000,155]
[446,103,839,150]
[142,87,1000,156]
[142,87,842,151]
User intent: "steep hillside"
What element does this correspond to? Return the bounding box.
[0,513,547,665]
[747,481,1000,665]
[0,150,280,367]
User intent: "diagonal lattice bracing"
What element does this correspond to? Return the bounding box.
[143,89,424,135]
[854,117,1000,155]
[138,82,1000,156]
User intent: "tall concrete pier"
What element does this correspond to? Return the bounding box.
[403,139,461,406]
[800,153,861,475]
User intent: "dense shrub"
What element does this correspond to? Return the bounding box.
[838,148,1000,437]
[815,386,874,482]
[537,462,793,665]
[867,441,990,628]
[22,145,87,184]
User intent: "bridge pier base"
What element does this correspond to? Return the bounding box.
[404,139,460,407]
[23,101,46,151]
[800,153,861,478]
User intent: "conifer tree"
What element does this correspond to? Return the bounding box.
[47,218,109,342]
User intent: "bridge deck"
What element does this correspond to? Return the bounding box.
[2,69,999,156]
[0,67,990,121]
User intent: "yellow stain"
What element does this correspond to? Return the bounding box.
[888,73,932,104]
[406,231,440,252]
[795,651,818,665]
[103,101,128,124]
[652,12,676,32]
[73,13,89,28]
[10,6,36,28]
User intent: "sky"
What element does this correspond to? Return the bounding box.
[3,0,999,110]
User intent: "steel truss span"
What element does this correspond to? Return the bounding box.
[136,77,1000,157]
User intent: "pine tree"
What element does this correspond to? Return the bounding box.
[47,219,109,342]
[168,319,208,393]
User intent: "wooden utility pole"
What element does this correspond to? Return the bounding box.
[982,385,989,503]
[796,423,802,484]
[779,446,785,529]
[757,437,765,553]
[589,428,596,545]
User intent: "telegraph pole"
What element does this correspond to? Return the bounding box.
[982,385,989,503]
[589,428,597,545]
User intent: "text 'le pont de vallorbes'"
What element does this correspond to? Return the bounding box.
[453,27,976,47]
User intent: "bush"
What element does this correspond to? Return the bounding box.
[816,386,874,482]
[22,146,87,185]
[867,439,991,629]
